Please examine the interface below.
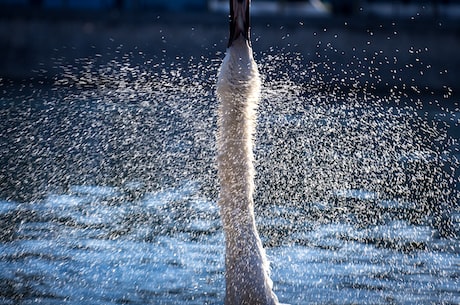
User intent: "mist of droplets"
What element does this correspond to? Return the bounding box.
[1,24,459,305]
[1,38,458,225]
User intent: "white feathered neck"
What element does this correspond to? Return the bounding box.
[216,36,280,305]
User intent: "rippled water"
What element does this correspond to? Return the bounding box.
[1,48,459,304]
[0,180,459,304]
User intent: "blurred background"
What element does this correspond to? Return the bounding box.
[0,0,459,86]
[0,0,460,15]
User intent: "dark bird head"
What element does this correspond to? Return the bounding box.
[228,0,251,47]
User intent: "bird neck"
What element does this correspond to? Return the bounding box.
[216,40,279,305]
[216,40,260,225]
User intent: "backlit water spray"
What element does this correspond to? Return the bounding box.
[0,17,459,305]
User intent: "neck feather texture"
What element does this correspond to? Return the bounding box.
[216,37,279,305]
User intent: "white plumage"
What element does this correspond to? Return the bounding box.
[216,1,281,303]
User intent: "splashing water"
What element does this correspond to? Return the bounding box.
[0,23,459,304]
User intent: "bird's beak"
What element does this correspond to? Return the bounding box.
[228,0,250,47]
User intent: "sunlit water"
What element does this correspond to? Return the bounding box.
[1,44,459,304]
